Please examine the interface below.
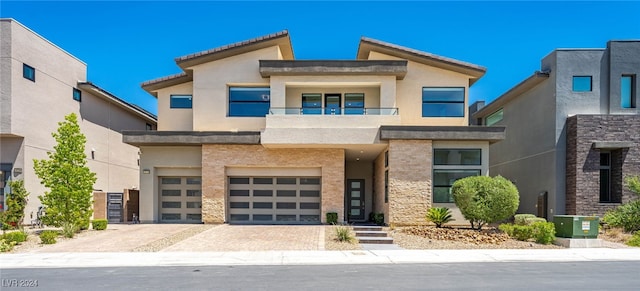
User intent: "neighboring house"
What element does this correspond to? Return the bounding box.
[471,41,640,219]
[124,30,505,225]
[0,19,157,221]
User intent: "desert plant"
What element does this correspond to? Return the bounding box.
[452,175,519,230]
[1,180,29,229]
[39,230,58,244]
[372,213,384,226]
[1,230,28,244]
[326,212,338,225]
[627,231,640,247]
[531,221,556,244]
[92,219,108,230]
[514,214,537,225]
[335,226,355,243]
[603,200,640,232]
[426,207,454,228]
[0,239,16,252]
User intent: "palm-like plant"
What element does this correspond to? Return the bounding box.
[426,207,454,228]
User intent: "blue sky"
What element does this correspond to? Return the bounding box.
[2,1,639,115]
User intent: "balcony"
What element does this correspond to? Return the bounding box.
[262,107,401,147]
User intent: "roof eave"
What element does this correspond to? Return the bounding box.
[473,71,550,119]
[141,73,193,97]
[77,82,157,123]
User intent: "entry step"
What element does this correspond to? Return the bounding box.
[354,231,388,237]
[356,237,394,244]
[352,226,383,231]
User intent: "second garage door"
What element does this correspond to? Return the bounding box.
[228,176,321,224]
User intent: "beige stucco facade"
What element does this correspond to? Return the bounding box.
[128,30,502,225]
[0,19,156,219]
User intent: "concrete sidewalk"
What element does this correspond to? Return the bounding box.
[2,248,640,269]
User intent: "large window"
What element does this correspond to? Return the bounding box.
[23,64,35,82]
[621,75,636,108]
[572,76,592,92]
[302,93,322,115]
[433,170,481,203]
[485,108,503,126]
[344,93,365,115]
[170,95,192,109]
[434,149,481,165]
[229,87,270,117]
[422,87,465,117]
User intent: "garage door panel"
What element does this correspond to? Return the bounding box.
[159,176,202,223]
[228,176,321,224]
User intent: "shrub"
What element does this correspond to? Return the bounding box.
[39,230,58,244]
[2,230,28,244]
[627,231,640,247]
[326,212,338,225]
[0,239,16,252]
[603,200,640,232]
[1,180,29,229]
[452,175,519,230]
[426,207,454,228]
[514,214,537,225]
[499,223,515,236]
[371,213,384,226]
[92,219,108,230]
[531,221,556,244]
[335,226,355,243]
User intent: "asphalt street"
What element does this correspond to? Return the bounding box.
[2,261,639,290]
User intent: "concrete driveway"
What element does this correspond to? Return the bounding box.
[17,224,324,253]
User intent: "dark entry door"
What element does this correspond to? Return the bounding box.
[347,179,365,221]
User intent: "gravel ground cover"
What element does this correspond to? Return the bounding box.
[324,225,361,250]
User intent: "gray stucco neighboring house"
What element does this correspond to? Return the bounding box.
[471,40,640,218]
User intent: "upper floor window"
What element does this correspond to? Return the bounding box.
[23,64,35,82]
[485,108,503,126]
[422,87,465,117]
[170,95,192,109]
[344,93,365,115]
[73,88,82,102]
[621,75,636,109]
[302,93,322,115]
[572,76,592,92]
[229,87,270,117]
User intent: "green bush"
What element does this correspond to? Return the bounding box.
[452,175,520,230]
[371,213,384,226]
[531,221,556,244]
[627,231,640,247]
[426,207,454,228]
[92,219,108,230]
[603,200,640,232]
[514,214,537,225]
[1,180,30,229]
[335,226,355,243]
[2,230,28,244]
[39,230,58,244]
[326,212,338,225]
[0,239,16,252]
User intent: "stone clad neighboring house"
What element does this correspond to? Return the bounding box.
[471,40,640,219]
[124,31,505,225]
[0,19,157,221]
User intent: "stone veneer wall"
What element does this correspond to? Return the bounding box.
[387,139,432,225]
[373,149,389,223]
[566,115,640,217]
[201,145,345,223]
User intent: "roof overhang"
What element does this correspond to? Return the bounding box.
[592,141,634,149]
[473,71,550,119]
[379,125,506,143]
[357,37,486,85]
[77,82,157,123]
[259,60,407,79]
[122,131,261,146]
[140,72,193,97]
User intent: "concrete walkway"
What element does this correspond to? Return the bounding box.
[2,248,640,269]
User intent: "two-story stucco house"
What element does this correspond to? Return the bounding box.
[124,31,505,225]
[472,40,640,219]
[0,19,157,220]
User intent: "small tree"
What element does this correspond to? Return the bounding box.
[1,180,29,229]
[34,113,96,237]
[603,175,640,232]
[452,175,519,230]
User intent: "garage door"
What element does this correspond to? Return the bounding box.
[159,176,202,223]
[228,176,321,224]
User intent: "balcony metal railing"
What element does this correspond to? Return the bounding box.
[269,107,399,115]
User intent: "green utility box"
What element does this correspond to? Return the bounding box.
[553,215,599,238]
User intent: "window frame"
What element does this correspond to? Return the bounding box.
[621,75,636,109]
[302,93,322,115]
[433,149,482,166]
[23,64,35,82]
[73,88,82,102]
[485,108,503,126]
[572,76,592,92]
[228,87,271,117]
[432,169,482,203]
[422,87,466,117]
[344,93,365,115]
[169,94,193,109]
[599,151,612,203]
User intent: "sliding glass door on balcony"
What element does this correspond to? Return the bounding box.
[302,94,322,115]
[344,93,364,115]
[325,94,341,115]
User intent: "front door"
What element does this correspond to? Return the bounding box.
[325,94,341,115]
[347,179,365,221]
